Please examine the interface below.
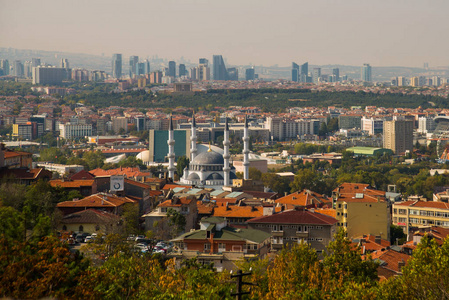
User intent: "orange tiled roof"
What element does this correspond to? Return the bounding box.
[197,201,214,215]
[90,167,151,178]
[333,182,385,196]
[395,200,449,209]
[162,184,192,191]
[57,193,136,208]
[275,189,331,207]
[370,249,411,273]
[50,179,95,188]
[213,205,263,219]
[315,208,337,219]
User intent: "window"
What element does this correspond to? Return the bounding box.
[182,206,188,212]
[338,204,342,209]
[398,209,407,215]
[204,243,211,251]
[218,243,226,251]
[161,207,167,213]
[316,226,323,230]
[79,225,83,232]
[316,238,323,241]
[62,225,67,231]
[297,226,302,232]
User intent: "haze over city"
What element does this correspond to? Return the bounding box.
[2,0,449,67]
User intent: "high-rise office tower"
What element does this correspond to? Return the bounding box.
[410,77,419,87]
[213,55,228,80]
[61,58,69,69]
[199,58,208,65]
[136,60,150,76]
[300,62,309,82]
[13,60,24,77]
[246,68,255,80]
[168,61,176,78]
[0,59,9,76]
[112,54,122,78]
[24,61,32,78]
[32,58,41,68]
[129,56,138,77]
[292,62,299,82]
[190,67,198,80]
[179,64,186,77]
[227,67,238,81]
[332,68,340,82]
[361,63,372,82]
[433,76,441,87]
[383,118,413,155]
[312,68,321,83]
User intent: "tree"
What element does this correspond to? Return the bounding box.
[290,169,322,193]
[0,207,24,242]
[167,208,186,237]
[176,156,189,177]
[122,203,140,236]
[390,225,406,245]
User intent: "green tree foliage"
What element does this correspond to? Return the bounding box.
[262,173,291,195]
[176,155,189,177]
[167,208,186,237]
[122,203,140,236]
[0,207,24,242]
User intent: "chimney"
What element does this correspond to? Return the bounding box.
[375,235,381,245]
[226,202,230,210]
[398,259,405,272]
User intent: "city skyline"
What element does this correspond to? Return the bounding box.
[1,0,449,68]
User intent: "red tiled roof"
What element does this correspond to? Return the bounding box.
[50,179,95,188]
[70,170,95,180]
[247,209,338,225]
[370,249,411,273]
[90,167,151,179]
[57,193,136,208]
[197,201,214,215]
[395,200,449,209]
[162,184,192,191]
[61,209,120,224]
[158,197,195,207]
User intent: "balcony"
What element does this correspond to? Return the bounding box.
[296,231,309,238]
[271,230,284,237]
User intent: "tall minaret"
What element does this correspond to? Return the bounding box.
[223,117,231,186]
[190,113,198,161]
[167,115,176,179]
[243,115,250,180]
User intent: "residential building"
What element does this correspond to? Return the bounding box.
[170,217,271,271]
[179,64,186,77]
[275,189,332,210]
[60,58,69,69]
[418,116,436,134]
[0,59,10,75]
[361,117,384,135]
[383,119,414,154]
[50,179,97,197]
[392,201,449,233]
[247,208,338,253]
[12,60,24,77]
[111,116,128,134]
[58,209,121,235]
[313,68,321,83]
[338,115,362,129]
[59,123,92,139]
[57,193,137,215]
[333,183,390,240]
[143,196,198,239]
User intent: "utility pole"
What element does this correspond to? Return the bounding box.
[231,269,254,300]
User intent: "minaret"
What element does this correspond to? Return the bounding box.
[190,113,198,161]
[167,115,176,179]
[243,115,250,180]
[223,117,231,186]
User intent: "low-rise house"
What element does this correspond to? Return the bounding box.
[275,189,332,210]
[59,209,121,235]
[370,249,411,279]
[352,234,391,254]
[50,179,97,197]
[56,193,137,215]
[170,217,271,271]
[247,208,338,253]
[213,204,264,227]
[0,168,52,185]
[143,196,198,238]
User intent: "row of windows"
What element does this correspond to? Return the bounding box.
[337,222,348,227]
[260,224,323,231]
[394,208,449,218]
[336,212,348,217]
[337,204,348,209]
[409,218,449,226]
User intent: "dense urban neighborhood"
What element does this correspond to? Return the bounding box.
[1,52,449,298]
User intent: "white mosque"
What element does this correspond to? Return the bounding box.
[171,115,250,189]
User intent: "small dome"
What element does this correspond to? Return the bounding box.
[206,173,223,180]
[136,150,151,162]
[187,173,200,180]
[191,151,224,165]
[230,172,238,179]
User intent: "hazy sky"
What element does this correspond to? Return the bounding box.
[1,0,448,67]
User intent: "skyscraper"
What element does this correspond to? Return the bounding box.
[213,55,228,80]
[0,59,9,76]
[32,58,41,68]
[361,64,372,82]
[332,68,340,82]
[199,58,208,65]
[246,68,255,80]
[61,58,69,69]
[13,60,24,77]
[312,68,321,83]
[299,62,309,82]
[292,62,299,82]
[227,67,238,81]
[179,64,186,77]
[129,56,139,77]
[112,54,122,78]
[168,61,176,78]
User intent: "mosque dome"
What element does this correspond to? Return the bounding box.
[206,173,224,180]
[191,151,224,165]
[136,150,151,162]
[187,173,200,180]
